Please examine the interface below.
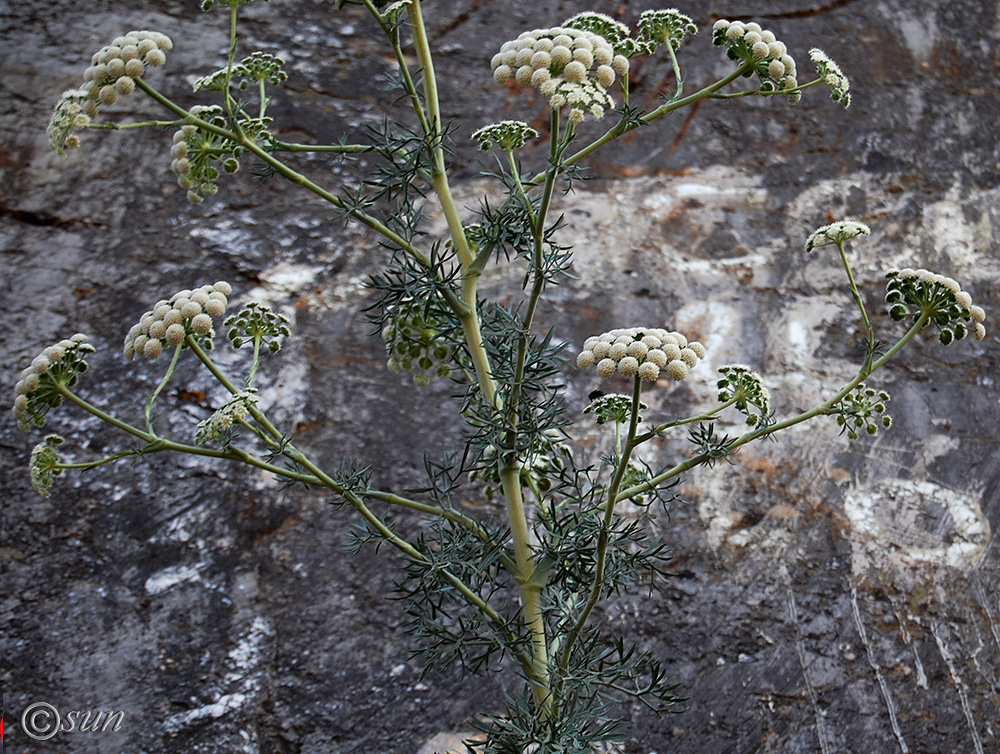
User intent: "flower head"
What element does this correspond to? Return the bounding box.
[717,364,771,427]
[636,9,698,53]
[13,335,95,430]
[124,282,232,360]
[577,327,705,383]
[380,297,457,385]
[805,220,871,252]
[712,20,799,101]
[884,268,987,344]
[491,26,626,120]
[584,392,648,425]
[225,301,291,352]
[29,434,65,497]
[194,51,288,92]
[563,12,633,54]
[47,89,92,155]
[834,383,891,440]
[48,31,173,154]
[170,107,243,202]
[200,0,268,10]
[195,390,260,445]
[809,48,851,107]
[471,121,539,151]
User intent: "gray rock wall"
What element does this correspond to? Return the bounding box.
[1,1,998,753]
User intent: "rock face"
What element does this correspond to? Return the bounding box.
[1,2,998,753]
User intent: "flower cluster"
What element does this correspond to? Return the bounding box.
[123,282,233,360]
[13,335,94,430]
[809,48,851,107]
[47,90,92,156]
[636,9,698,53]
[717,364,772,427]
[711,19,799,101]
[195,390,260,445]
[200,0,267,11]
[471,121,539,151]
[577,328,706,383]
[584,392,648,425]
[29,434,65,498]
[563,9,697,58]
[885,269,987,343]
[47,30,172,154]
[379,1,412,27]
[805,220,870,252]
[170,107,242,203]
[381,302,456,385]
[834,383,891,440]
[562,12,633,55]
[225,302,291,352]
[193,51,288,92]
[491,26,629,122]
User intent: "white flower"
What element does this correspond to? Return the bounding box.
[809,48,851,107]
[805,220,871,252]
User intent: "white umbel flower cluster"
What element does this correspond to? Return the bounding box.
[491,26,628,122]
[195,390,260,444]
[717,364,771,427]
[124,282,233,360]
[712,19,799,101]
[809,48,851,107]
[169,106,242,203]
[577,327,706,383]
[885,268,987,343]
[13,334,94,429]
[471,120,539,151]
[805,220,870,251]
[48,31,172,154]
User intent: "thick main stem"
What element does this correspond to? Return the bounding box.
[408,0,549,709]
[500,466,551,711]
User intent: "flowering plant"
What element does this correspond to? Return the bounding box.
[18,3,988,751]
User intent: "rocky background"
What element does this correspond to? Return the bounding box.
[2,1,999,753]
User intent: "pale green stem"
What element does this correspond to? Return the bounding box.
[491,112,569,720]
[409,0,474,269]
[223,5,240,122]
[558,62,754,174]
[715,77,826,100]
[508,108,561,419]
[278,445,533,674]
[271,141,373,154]
[86,119,185,130]
[132,78,435,271]
[632,397,737,444]
[246,335,262,389]
[505,147,538,228]
[617,313,931,502]
[500,465,551,713]
[560,375,643,673]
[665,40,684,100]
[258,78,268,120]
[56,386,325,485]
[836,240,875,375]
[54,449,143,472]
[364,489,518,572]
[145,343,183,434]
[186,337,504,557]
[362,0,431,135]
